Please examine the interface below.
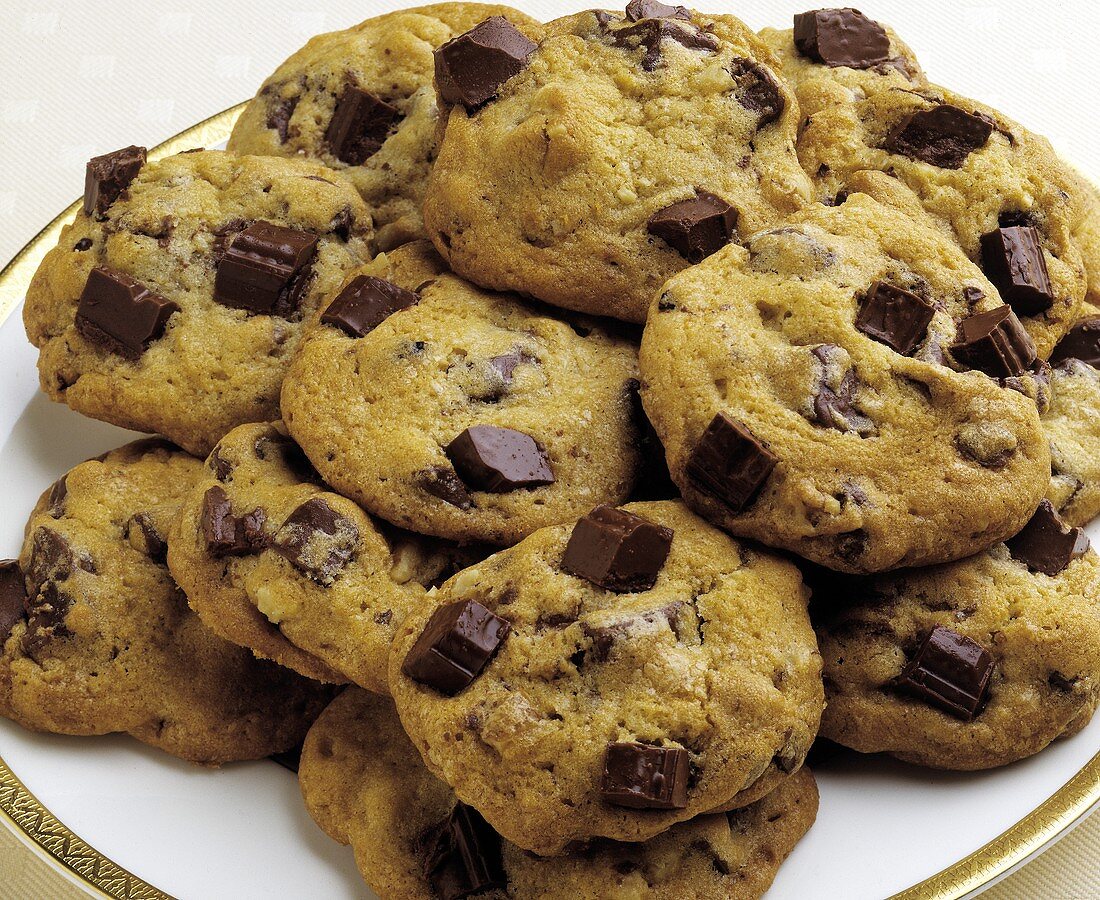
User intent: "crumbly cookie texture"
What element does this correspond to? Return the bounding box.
[168,421,475,693]
[792,78,1085,358]
[0,440,331,765]
[282,241,644,546]
[1073,177,1100,307]
[640,193,1051,574]
[813,539,1100,770]
[388,500,823,855]
[301,687,819,900]
[423,6,812,323]
[1045,355,1100,527]
[25,149,373,457]
[227,3,541,252]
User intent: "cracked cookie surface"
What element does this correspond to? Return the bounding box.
[388,500,823,855]
[25,149,372,456]
[0,439,331,764]
[423,6,812,322]
[227,3,541,252]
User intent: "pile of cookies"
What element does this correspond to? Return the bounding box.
[4,2,1100,897]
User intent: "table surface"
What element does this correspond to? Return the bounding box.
[0,1,1097,897]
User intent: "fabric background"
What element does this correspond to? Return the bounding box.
[0,0,1097,897]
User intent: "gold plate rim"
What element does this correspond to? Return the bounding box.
[0,101,1098,900]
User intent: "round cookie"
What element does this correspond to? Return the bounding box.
[422,6,813,323]
[813,503,1099,769]
[227,3,542,252]
[792,78,1086,358]
[25,149,373,457]
[1044,354,1100,528]
[0,440,331,765]
[300,687,819,900]
[640,193,1052,574]
[282,241,644,546]
[389,500,823,855]
[168,421,477,693]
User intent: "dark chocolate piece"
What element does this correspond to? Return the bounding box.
[647,190,737,263]
[0,560,27,643]
[611,18,719,71]
[47,476,68,518]
[324,85,401,165]
[127,513,168,563]
[266,95,299,143]
[562,505,673,592]
[685,412,776,512]
[792,8,889,68]
[320,275,418,337]
[855,280,935,355]
[434,16,537,111]
[625,0,690,20]
[979,226,1054,316]
[200,486,267,557]
[417,466,474,510]
[422,803,506,900]
[214,221,318,316]
[600,741,690,809]
[1006,500,1090,576]
[401,599,511,695]
[625,378,677,501]
[883,104,992,169]
[1050,316,1100,368]
[487,349,536,385]
[273,497,358,582]
[84,145,146,216]
[810,344,875,435]
[75,266,179,359]
[728,59,785,127]
[445,426,554,492]
[898,626,993,721]
[950,306,1037,377]
[209,445,234,482]
[73,237,93,252]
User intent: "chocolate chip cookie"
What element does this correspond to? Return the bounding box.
[388,500,823,855]
[227,3,541,252]
[792,77,1086,358]
[0,440,331,764]
[300,686,819,899]
[422,6,812,322]
[169,421,476,693]
[281,241,644,546]
[640,193,1052,574]
[813,501,1099,769]
[25,149,372,456]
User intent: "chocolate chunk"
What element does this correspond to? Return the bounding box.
[401,599,511,695]
[73,237,93,252]
[417,466,474,510]
[22,528,84,655]
[728,59,785,127]
[883,105,992,169]
[898,626,993,721]
[979,226,1054,316]
[209,446,234,482]
[487,349,536,384]
[324,85,401,165]
[625,0,690,20]
[562,505,673,592]
[266,95,299,143]
[320,275,418,337]
[84,145,146,216]
[951,306,1037,377]
[47,476,67,518]
[0,560,27,643]
[127,513,168,563]
[75,266,179,359]
[626,378,677,501]
[612,18,719,71]
[434,16,537,111]
[273,497,358,582]
[855,281,935,355]
[214,221,318,316]
[1006,500,1090,576]
[685,412,776,512]
[1050,316,1100,368]
[647,190,737,263]
[792,8,889,68]
[254,432,318,481]
[422,803,506,900]
[600,742,689,809]
[200,486,267,557]
[810,344,875,435]
[445,426,554,493]
[27,527,77,594]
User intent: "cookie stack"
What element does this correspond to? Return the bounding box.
[4,3,1100,897]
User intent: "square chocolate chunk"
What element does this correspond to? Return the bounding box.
[84,145,146,217]
[324,85,401,166]
[1006,500,1090,576]
[793,8,890,69]
[434,17,537,111]
[445,426,554,493]
[401,599,511,695]
[685,412,776,512]
[214,221,318,316]
[75,266,179,359]
[855,281,935,355]
[883,105,992,169]
[1050,316,1100,368]
[647,190,737,263]
[562,505,673,593]
[320,275,418,337]
[600,741,690,809]
[979,226,1054,316]
[422,803,506,900]
[898,626,994,721]
[950,306,1036,377]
